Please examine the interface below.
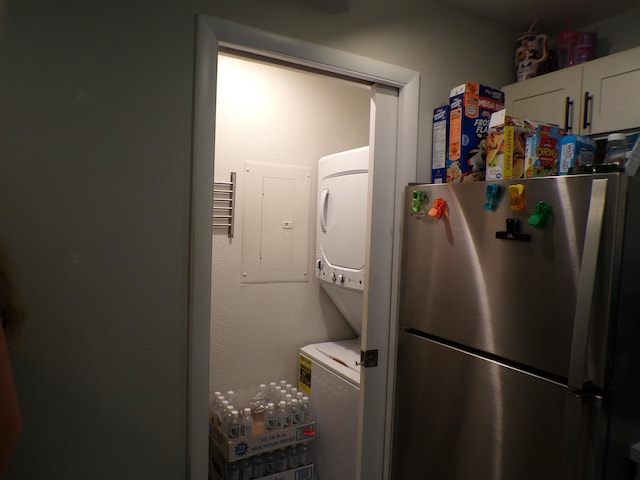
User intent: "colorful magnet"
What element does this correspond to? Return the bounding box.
[412,190,428,213]
[528,201,552,228]
[508,184,526,211]
[428,197,448,219]
[484,184,501,211]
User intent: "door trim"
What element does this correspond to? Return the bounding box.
[190,14,419,479]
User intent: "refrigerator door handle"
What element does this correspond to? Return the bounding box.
[568,178,608,391]
[562,390,604,480]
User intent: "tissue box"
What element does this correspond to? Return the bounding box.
[446,82,504,182]
[558,135,596,175]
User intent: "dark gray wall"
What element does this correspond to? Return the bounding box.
[1,0,195,478]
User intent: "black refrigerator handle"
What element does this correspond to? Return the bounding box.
[567,178,608,391]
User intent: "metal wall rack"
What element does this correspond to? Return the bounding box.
[213,172,236,238]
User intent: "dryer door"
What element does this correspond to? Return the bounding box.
[317,170,368,276]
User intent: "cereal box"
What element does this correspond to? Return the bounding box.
[558,135,596,175]
[485,110,541,180]
[525,125,566,177]
[431,105,449,183]
[447,82,504,183]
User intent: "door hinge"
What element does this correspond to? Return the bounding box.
[357,349,378,368]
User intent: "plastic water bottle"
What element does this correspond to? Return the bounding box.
[264,403,278,431]
[226,461,240,480]
[275,448,288,472]
[210,391,222,416]
[287,398,301,425]
[239,458,252,480]
[276,400,288,429]
[273,385,282,401]
[227,410,242,439]
[221,405,235,437]
[214,400,230,432]
[300,396,313,423]
[268,381,278,400]
[287,445,300,469]
[605,133,627,171]
[254,384,268,405]
[263,452,277,475]
[251,384,269,435]
[241,407,254,437]
[251,454,266,478]
[299,442,312,465]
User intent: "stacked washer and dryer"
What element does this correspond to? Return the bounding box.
[299,146,368,480]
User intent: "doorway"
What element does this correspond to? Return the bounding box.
[210,49,370,398]
[190,15,420,480]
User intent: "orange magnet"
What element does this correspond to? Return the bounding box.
[428,197,448,219]
[508,184,526,211]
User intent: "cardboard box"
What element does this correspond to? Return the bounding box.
[525,125,566,177]
[431,105,449,184]
[485,110,540,180]
[558,135,596,175]
[447,82,504,182]
[211,422,315,462]
[211,461,314,480]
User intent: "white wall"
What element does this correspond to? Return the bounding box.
[2,0,640,478]
[584,5,640,57]
[204,0,517,182]
[211,52,369,405]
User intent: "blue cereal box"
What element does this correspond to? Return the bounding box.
[447,82,505,182]
[431,105,449,183]
[558,135,596,175]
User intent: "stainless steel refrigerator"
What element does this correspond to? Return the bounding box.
[391,173,640,480]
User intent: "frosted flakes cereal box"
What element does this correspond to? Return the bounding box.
[447,82,504,183]
[525,125,566,177]
[432,105,449,184]
[485,110,542,180]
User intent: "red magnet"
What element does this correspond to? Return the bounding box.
[428,197,448,219]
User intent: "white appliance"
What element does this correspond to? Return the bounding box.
[300,145,368,480]
[299,339,360,480]
[315,145,369,336]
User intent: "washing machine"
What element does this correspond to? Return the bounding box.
[299,338,361,480]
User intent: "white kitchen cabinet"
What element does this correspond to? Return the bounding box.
[502,45,640,136]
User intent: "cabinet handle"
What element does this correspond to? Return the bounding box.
[582,91,592,130]
[564,96,573,133]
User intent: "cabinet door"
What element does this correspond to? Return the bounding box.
[502,67,582,133]
[582,46,640,135]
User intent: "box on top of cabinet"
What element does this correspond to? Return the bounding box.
[447,82,504,183]
[431,105,449,184]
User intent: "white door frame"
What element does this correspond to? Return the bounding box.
[190,15,419,479]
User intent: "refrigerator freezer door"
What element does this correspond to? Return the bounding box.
[400,174,622,383]
[391,331,605,480]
